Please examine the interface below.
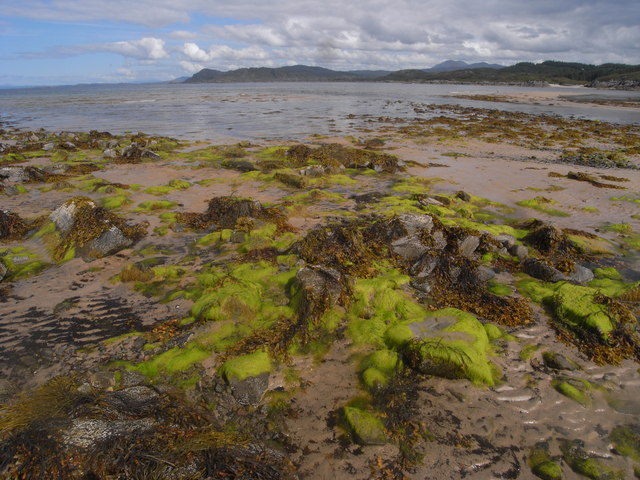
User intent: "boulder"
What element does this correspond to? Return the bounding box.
[458,235,480,258]
[567,264,594,285]
[509,244,529,261]
[343,407,387,445]
[81,225,132,259]
[523,258,567,283]
[102,148,117,159]
[220,351,272,405]
[391,235,429,261]
[542,351,581,371]
[63,418,155,449]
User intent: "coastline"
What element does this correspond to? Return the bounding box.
[1,99,639,479]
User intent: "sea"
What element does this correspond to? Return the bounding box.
[1,82,639,141]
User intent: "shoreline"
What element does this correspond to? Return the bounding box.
[1,101,639,479]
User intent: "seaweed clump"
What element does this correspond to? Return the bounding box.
[45,196,147,261]
[177,196,292,234]
[0,376,295,480]
[0,211,31,240]
[286,143,404,173]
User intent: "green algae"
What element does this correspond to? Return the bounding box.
[342,406,387,445]
[609,425,640,462]
[346,271,427,347]
[560,439,624,480]
[517,197,570,217]
[101,195,131,210]
[0,248,49,281]
[220,350,272,382]
[528,443,563,480]
[387,308,498,386]
[360,349,401,389]
[488,281,513,296]
[552,378,592,406]
[550,284,614,338]
[134,200,178,212]
[594,267,623,281]
[519,343,540,360]
[133,344,211,379]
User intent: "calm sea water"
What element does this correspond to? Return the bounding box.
[0,82,639,141]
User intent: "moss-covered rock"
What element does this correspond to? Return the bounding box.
[219,350,272,382]
[397,308,498,386]
[528,442,563,480]
[552,377,593,407]
[560,439,624,480]
[609,425,640,462]
[342,406,387,445]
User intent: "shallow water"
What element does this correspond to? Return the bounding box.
[1,82,639,141]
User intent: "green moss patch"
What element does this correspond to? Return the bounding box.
[342,406,387,445]
[220,350,272,382]
[517,197,570,217]
[609,425,640,462]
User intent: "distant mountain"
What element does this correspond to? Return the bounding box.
[381,60,640,86]
[426,60,505,72]
[183,61,640,88]
[183,65,362,83]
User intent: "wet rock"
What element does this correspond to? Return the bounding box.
[142,149,161,160]
[343,407,387,445]
[542,351,581,371]
[63,418,155,449]
[397,213,434,236]
[410,255,438,278]
[509,244,529,261]
[391,235,429,261]
[0,166,47,183]
[42,142,55,151]
[102,148,117,159]
[60,141,77,150]
[299,165,326,176]
[523,258,567,282]
[567,264,595,285]
[496,234,517,249]
[106,385,161,414]
[560,439,624,479]
[220,351,272,405]
[458,235,480,258]
[120,370,146,388]
[476,266,496,282]
[0,261,7,282]
[223,159,257,172]
[81,225,132,259]
[456,190,471,202]
[295,266,345,318]
[229,372,270,406]
[410,278,432,293]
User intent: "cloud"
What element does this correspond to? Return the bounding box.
[4,0,640,84]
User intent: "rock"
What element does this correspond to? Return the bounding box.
[456,190,471,202]
[299,165,326,176]
[433,195,451,206]
[102,148,117,159]
[391,235,429,261]
[396,213,434,236]
[142,149,161,160]
[409,255,438,278]
[220,351,272,405]
[49,200,81,232]
[0,261,7,282]
[523,258,567,282]
[568,264,594,285]
[107,139,119,149]
[476,266,496,282]
[88,371,118,389]
[410,278,432,293]
[80,225,133,259]
[60,141,77,150]
[229,372,270,406]
[542,351,581,371]
[295,266,345,315]
[508,244,529,261]
[107,386,161,414]
[121,143,143,158]
[495,234,517,249]
[432,230,447,249]
[42,142,55,151]
[63,418,155,449]
[458,235,480,258]
[343,407,387,445]
[119,370,146,388]
[223,159,257,172]
[0,166,45,183]
[0,378,15,396]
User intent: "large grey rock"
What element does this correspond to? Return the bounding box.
[568,264,594,285]
[523,258,567,283]
[63,418,155,448]
[49,201,82,232]
[102,148,117,159]
[81,225,133,259]
[476,266,496,282]
[509,244,529,261]
[229,372,270,406]
[458,235,480,259]
[397,213,434,236]
[391,235,429,261]
[410,255,438,278]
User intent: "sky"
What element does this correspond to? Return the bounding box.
[1,0,639,86]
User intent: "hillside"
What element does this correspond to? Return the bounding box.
[183,60,640,88]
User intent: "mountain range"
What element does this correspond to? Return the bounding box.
[183,60,640,88]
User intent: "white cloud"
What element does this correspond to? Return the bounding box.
[105,37,169,60]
